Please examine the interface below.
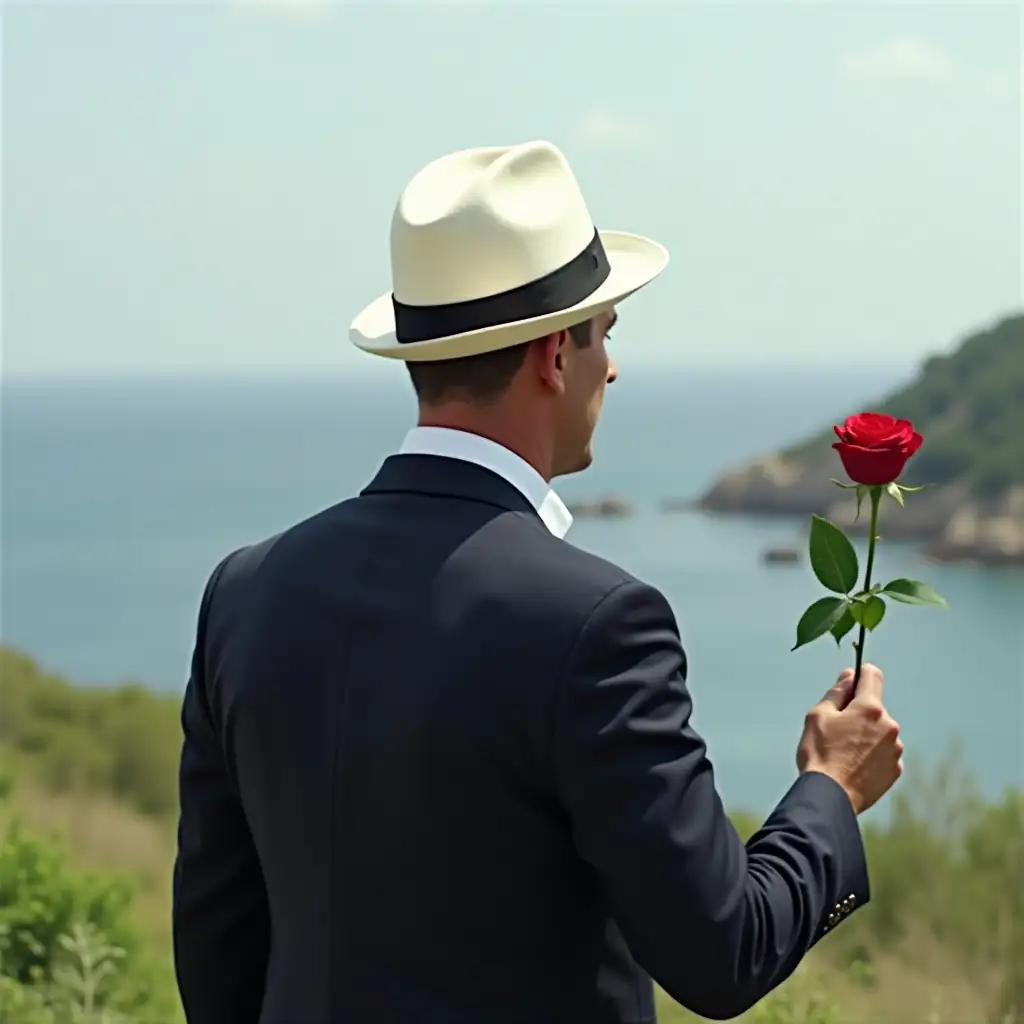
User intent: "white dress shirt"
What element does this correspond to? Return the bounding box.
[398,426,573,539]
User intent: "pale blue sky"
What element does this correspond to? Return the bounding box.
[3,1,1021,377]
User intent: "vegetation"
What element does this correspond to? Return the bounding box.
[1,648,181,819]
[0,781,182,1024]
[784,312,1024,497]
[1,646,1021,1022]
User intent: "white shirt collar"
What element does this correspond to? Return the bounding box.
[397,426,573,539]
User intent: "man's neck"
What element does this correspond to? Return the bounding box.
[416,410,553,483]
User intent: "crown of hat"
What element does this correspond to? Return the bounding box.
[389,141,597,309]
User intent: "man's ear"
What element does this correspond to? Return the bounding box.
[535,330,569,394]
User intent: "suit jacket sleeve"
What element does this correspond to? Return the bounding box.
[173,554,270,1024]
[552,580,869,1020]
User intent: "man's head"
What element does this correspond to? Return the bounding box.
[350,142,668,476]
[407,308,619,480]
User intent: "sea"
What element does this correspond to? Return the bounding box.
[2,367,1021,818]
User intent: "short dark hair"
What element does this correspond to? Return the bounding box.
[407,318,594,406]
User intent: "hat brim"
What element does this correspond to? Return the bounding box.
[348,230,668,362]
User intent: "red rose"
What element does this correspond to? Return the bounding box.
[832,412,923,486]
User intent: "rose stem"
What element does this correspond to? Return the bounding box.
[853,486,882,687]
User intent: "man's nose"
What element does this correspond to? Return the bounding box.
[607,359,618,384]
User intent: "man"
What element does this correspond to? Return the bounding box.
[173,141,904,1023]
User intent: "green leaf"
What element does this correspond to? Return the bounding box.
[829,478,860,490]
[792,597,850,651]
[886,481,904,507]
[850,595,886,630]
[830,608,856,646]
[880,578,949,608]
[897,483,932,493]
[808,515,860,594]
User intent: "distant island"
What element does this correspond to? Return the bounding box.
[696,312,1024,566]
[566,495,633,518]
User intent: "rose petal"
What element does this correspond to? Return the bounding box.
[893,419,916,444]
[833,440,913,486]
[845,412,896,446]
[841,412,920,449]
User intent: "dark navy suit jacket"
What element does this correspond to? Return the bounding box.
[172,452,869,1023]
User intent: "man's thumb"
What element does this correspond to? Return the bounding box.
[819,668,856,712]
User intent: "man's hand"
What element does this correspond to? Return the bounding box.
[797,664,903,815]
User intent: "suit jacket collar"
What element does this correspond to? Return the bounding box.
[361,453,547,525]
[361,428,573,538]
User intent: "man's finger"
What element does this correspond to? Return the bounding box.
[852,663,885,704]
[819,668,856,711]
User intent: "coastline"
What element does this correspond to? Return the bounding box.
[692,456,1024,567]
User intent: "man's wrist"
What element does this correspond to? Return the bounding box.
[800,766,861,815]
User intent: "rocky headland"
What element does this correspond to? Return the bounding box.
[696,313,1024,566]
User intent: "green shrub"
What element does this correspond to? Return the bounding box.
[0,817,131,985]
[0,649,182,819]
[0,922,132,1024]
[0,779,178,1021]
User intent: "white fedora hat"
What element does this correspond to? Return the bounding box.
[349,140,669,362]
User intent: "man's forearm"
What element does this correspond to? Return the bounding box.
[616,770,868,1020]
[555,580,871,1020]
[712,771,869,1014]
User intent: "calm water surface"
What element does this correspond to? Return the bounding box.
[3,369,1021,815]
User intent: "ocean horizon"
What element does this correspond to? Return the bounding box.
[3,366,1021,816]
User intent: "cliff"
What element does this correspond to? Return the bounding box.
[697,313,1024,565]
